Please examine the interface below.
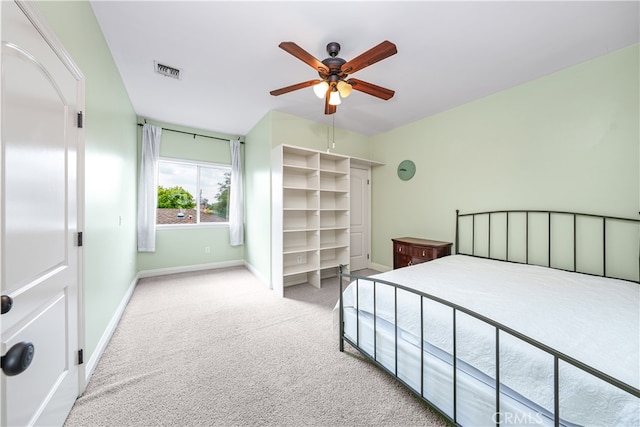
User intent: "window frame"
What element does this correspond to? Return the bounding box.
[156,156,232,229]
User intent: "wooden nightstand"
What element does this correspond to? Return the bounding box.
[392,237,453,269]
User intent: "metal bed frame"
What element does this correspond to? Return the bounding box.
[338,209,640,427]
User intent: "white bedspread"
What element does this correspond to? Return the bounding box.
[338,255,640,425]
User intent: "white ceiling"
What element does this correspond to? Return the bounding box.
[90,1,639,137]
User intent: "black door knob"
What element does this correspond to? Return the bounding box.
[1,295,12,314]
[1,342,35,376]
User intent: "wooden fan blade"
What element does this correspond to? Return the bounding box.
[324,87,336,115]
[348,78,395,100]
[270,80,322,96]
[341,40,397,75]
[279,42,329,74]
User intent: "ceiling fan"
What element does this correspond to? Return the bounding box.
[270,40,397,115]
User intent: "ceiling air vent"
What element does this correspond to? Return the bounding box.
[154,61,181,80]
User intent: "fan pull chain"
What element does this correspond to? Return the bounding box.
[332,115,336,149]
[326,115,336,152]
[326,123,331,152]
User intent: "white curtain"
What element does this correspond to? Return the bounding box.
[229,139,244,246]
[137,124,162,252]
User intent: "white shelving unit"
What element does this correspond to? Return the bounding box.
[272,145,351,296]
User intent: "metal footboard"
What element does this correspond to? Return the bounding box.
[338,265,640,426]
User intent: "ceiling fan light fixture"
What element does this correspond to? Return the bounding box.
[337,80,352,98]
[313,81,329,98]
[270,40,397,115]
[328,90,341,106]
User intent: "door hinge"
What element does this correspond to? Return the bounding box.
[367,179,370,185]
[367,254,370,260]
[78,349,84,365]
[77,111,84,129]
[77,232,83,247]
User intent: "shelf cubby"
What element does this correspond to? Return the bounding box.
[319,171,349,192]
[320,228,349,250]
[283,166,319,189]
[283,147,319,169]
[284,270,320,288]
[283,210,318,231]
[284,230,319,253]
[320,247,349,269]
[283,251,319,276]
[319,153,349,173]
[283,188,318,210]
[320,210,349,229]
[320,190,349,210]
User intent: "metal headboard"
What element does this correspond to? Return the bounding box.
[455,209,640,283]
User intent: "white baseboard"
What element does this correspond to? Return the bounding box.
[243,260,270,289]
[85,273,138,385]
[369,262,392,273]
[137,259,244,279]
[84,259,246,387]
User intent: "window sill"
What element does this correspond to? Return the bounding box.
[156,223,229,230]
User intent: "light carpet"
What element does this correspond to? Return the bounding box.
[64,266,447,427]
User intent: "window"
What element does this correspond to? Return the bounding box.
[157,158,231,225]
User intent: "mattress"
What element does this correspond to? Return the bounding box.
[336,255,640,426]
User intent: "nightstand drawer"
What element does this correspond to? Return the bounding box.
[392,237,453,269]
[411,246,436,259]
[395,243,411,255]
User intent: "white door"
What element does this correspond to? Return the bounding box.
[1,1,84,426]
[350,166,370,271]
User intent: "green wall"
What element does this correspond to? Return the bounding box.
[36,1,138,360]
[244,112,273,285]
[136,119,244,273]
[370,44,640,269]
[270,110,372,158]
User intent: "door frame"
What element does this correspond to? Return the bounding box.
[9,0,87,393]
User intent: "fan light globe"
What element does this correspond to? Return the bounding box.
[337,81,352,98]
[313,81,329,98]
[328,90,341,105]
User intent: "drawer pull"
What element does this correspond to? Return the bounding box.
[422,250,426,257]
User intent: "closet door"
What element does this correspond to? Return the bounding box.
[349,166,370,271]
[1,1,85,425]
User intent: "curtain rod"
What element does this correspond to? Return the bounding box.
[137,123,243,144]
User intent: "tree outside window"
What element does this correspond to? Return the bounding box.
[157,159,230,225]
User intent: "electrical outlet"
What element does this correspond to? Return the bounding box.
[205,246,211,253]
[297,255,303,264]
